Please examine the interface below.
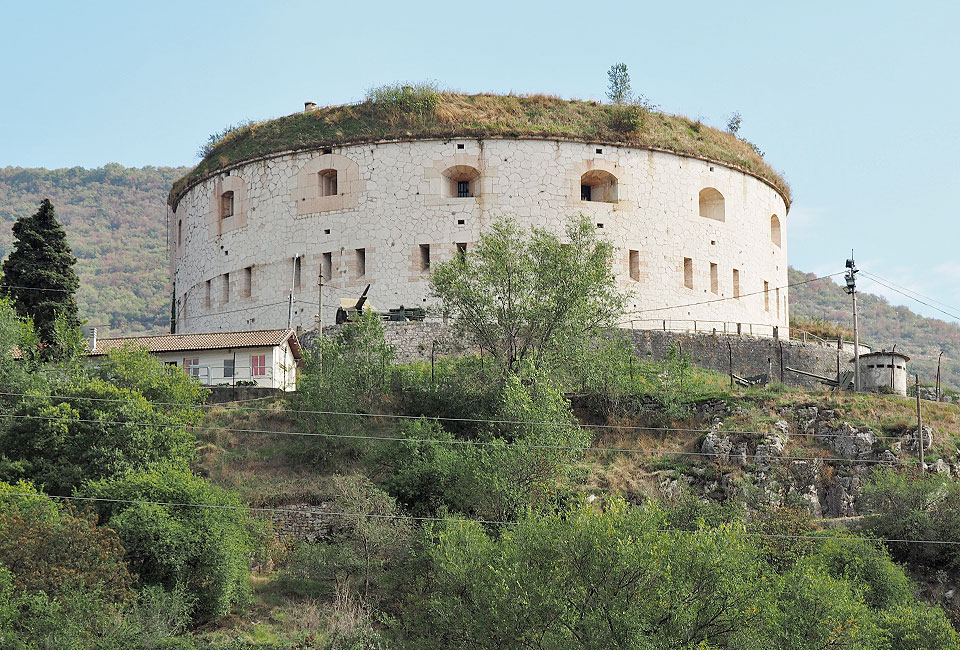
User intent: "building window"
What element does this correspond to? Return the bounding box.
[220,191,234,219]
[242,266,252,298]
[441,165,480,198]
[177,220,182,247]
[771,214,782,247]
[683,258,694,289]
[710,263,719,294]
[698,187,725,221]
[322,252,332,280]
[251,354,266,377]
[419,244,431,271]
[319,169,338,197]
[580,170,618,203]
[293,256,302,288]
[223,358,234,378]
[629,250,640,281]
[223,272,230,303]
[776,287,781,319]
[184,357,200,378]
[204,280,211,308]
[457,242,467,261]
[764,281,770,312]
[356,248,366,277]
[732,269,740,298]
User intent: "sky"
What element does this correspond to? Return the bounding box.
[1,1,958,323]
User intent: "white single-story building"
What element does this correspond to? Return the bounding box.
[90,329,303,391]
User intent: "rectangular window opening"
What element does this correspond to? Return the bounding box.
[457,180,471,198]
[710,263,719,294]
[293,257,302,289]
[251,354,266,377]
[764,281,770,312]
[184,357,200,378]
[320,170,338,197]
[732,269,740,299]
[220,191,234,219]
[580,185,592,201]
[356,248,366,277]
[629,250,640,282]
[243,267,252,298]
[457,242,467,261]
[322,252,332,280]
[223,358,234,378]
[683,258,693,289]
[419,244,431,272]
[776,287,780,319]
[223,272,230,303]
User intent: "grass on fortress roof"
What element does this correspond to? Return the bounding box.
[170,84,790,207]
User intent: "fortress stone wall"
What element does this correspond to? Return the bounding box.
[170,138,789,334]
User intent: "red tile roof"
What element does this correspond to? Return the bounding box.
[90,329,302,358]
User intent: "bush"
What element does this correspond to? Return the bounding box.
[80,467,259,620]
[365,82,441,119]
[0,480,131,602]
[860,469,960,569]
[280,475,410,602]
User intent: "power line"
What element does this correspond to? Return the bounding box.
[0,412,908,464]
[0,390,936,442]
[859,271,960,317]
[0,491,958,547]
[628,272,845,315]
[859,271,960,323]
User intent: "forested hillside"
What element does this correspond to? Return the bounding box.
[789,268,960,390]
[0,165,189,335]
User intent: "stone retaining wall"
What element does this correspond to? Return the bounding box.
[306,322,856,390]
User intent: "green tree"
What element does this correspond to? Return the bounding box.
[606,63,632,105]
[80,467,259,620]
[430,216,625,376]
[0,199,80,355]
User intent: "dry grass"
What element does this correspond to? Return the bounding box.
[171,92,789,207]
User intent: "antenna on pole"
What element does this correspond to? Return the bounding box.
[844,250,860,392]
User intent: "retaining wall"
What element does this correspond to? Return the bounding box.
[306,322,856,389]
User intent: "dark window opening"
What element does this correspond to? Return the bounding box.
[457,180,471,198]
[319,169,338,196]
[419,244,430,271]
[581,185,591,201]
[220,191,234,219]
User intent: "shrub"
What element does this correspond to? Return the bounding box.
[0,480,131,602]
[80,467,259,620]
[365,82,441,119]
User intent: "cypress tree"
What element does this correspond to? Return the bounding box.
[1,199,80,349]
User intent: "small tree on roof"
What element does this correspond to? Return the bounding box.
[606,63,633,105]
[1,199,80,356]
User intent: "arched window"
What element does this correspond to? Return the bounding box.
[441,165,480,198]
[698,188,724,221]
[770,214,781,247]
[580,170,618,203]
[220,191,234,219]
[319,169,338,196]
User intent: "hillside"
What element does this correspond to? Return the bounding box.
[0,165,189,335]
[789,267,960,390]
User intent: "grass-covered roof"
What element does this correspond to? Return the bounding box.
[170,91,790,209]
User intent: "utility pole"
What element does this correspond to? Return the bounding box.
[317,272,324,331]
[916,374,924,467]
[844,252,861,392]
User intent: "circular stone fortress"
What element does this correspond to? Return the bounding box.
[168,92,790,336]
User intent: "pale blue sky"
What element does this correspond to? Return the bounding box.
[1,1,958,321]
